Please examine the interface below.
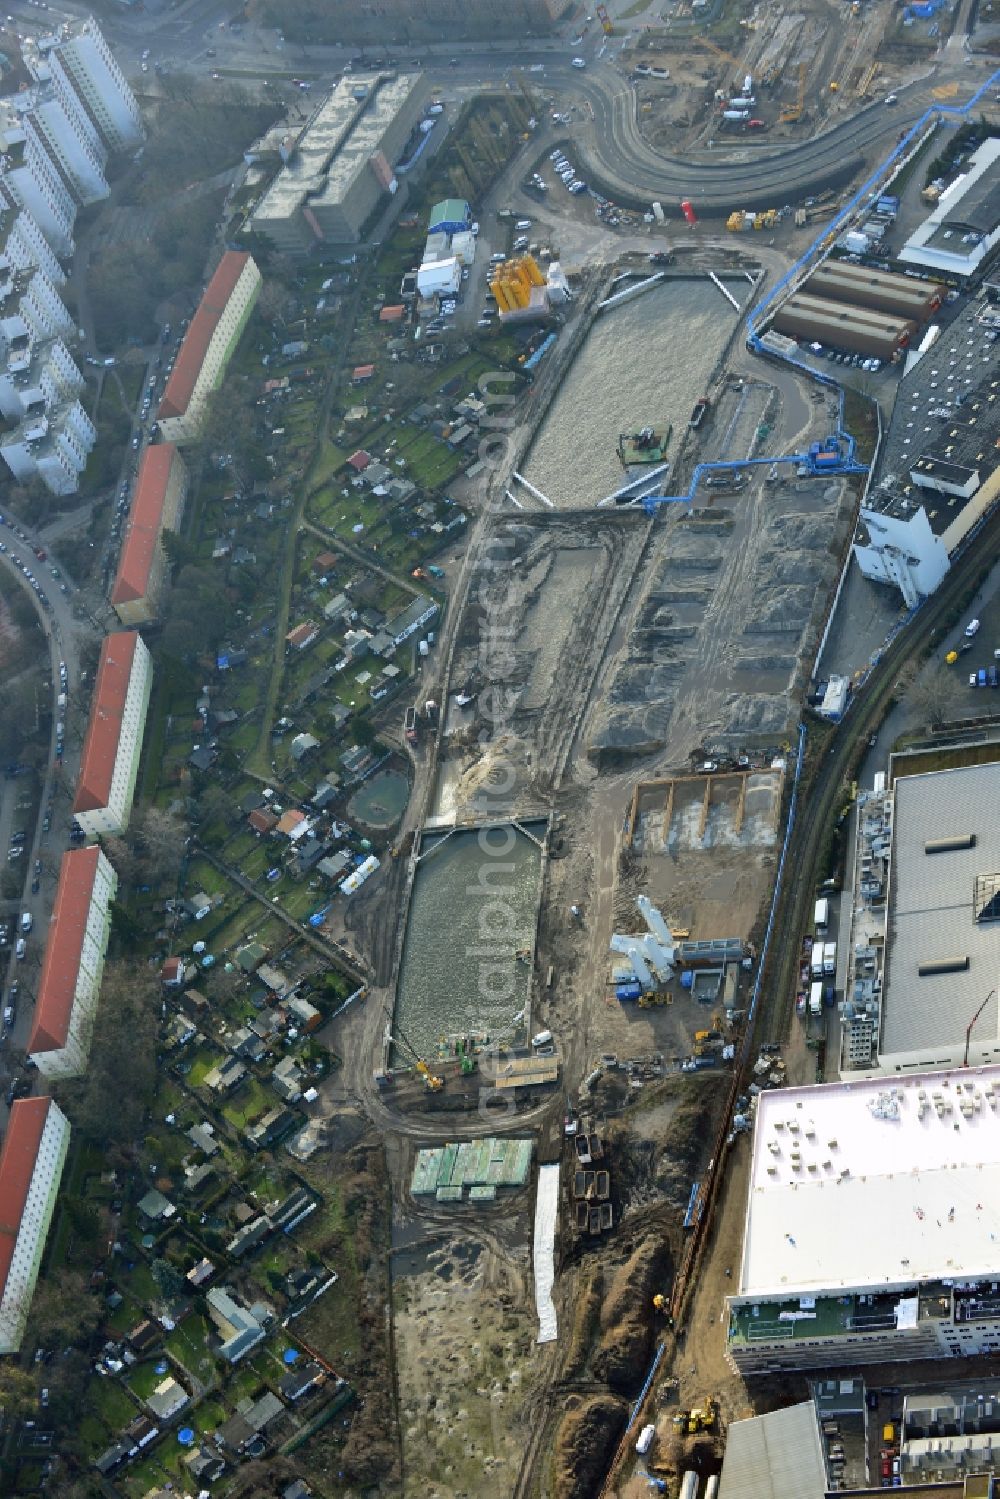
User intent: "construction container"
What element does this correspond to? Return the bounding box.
[680,1473,700,1499]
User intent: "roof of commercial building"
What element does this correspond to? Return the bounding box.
[901,137,1000,270]
[72,632,141,814]
[28,846,102,1054]
[311,73,419,213]
[251,73,419,228]
[737,1064,1000,1299]
[0,1097,53,1304]
[249,79,371,226]
[807,261,944,316]
[718,1401,826,1499]
[776,291,916,339]
[158,252,252,421]
[881,763,1000,1058]
[111,444,180,606]
[865,297,1000,525]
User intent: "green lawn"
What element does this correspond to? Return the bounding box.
[165,1311,214,1375]
[221,1074,273,1130]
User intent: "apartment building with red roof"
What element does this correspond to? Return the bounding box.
[0,1097,70,1352]
[28,846,117,1079]
[156,251,261,445]
[110,444,188,626]
[72,631,153,838]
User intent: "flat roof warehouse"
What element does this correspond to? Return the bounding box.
[736,1066,1000,1302]
[882,763,1000,1066]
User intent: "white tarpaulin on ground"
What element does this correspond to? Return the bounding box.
[533,1162,559,1343]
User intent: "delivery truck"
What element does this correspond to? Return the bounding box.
[823,940,837,976]
[810,981,823,1016]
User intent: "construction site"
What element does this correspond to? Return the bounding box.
[625,0,937,155]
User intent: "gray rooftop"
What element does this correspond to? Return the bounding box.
[718,1401,826,1499]
[882,762,1000,1060]
[251,73,420,228]
[866,296,1000,527]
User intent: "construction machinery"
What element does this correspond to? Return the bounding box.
[390,1024,444,1091]
[595,2,613,33]
[779,62,807,123]
[673,1396,719,1435]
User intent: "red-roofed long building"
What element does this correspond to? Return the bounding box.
[156,251,261,444]
[0,1097,70,1352]
[72,631,152,838]
[110,444,188,625]
[28,846,117,1079]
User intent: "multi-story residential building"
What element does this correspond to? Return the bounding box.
[111,444,188,625]
[72,631,153,838]
[26,17,145,153]
[248,74,423,254]
[0,398,96,494]
[27,847,117,1079]
[0,110,78,254]
[726,1065,1000,1376]
[0,266,74,346]
[24,85,109,205]
[0,1097,71,1353]
[0,187,65,285]
[156,251,261,444]
[0,92,107,212]
[0,336,82,422]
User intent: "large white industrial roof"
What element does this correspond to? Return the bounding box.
[881,761,1000,1064]
[739,1066,1000,1299]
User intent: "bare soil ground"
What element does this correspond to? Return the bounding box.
[628,0,920,157]
[392,1227,542,1497]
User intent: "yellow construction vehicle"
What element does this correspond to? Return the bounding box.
[391,1026,445,1091]
[779,62,807,123]
[726,210,744,233]
[674,1396,719,1435]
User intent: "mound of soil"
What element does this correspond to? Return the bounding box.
[554,1393,628,1499]
[592,1236,673,1395]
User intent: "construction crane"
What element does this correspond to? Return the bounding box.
[963,989,995,1067]
[779,62,807,123]
[390,1023,444,1091]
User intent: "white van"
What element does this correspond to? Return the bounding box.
[814,896,829,931]
[15,938,26,960]
[636,1424,656,1455]
[20,912,32,934]
[532,1030,553,1049]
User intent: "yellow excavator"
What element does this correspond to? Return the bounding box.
[391,1025,444,1091]
[673,1396,719,1435]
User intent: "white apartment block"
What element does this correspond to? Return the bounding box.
[72,631,152,837]
[1,398,96,495]
[27,846,118,1079]
[0,114,77,254]
[156,251,261,444]
[0,337,82,422]
[0,1097,71,1354]
[0,190,65,285]
[27,87,109,205]
[0,266,74,343]
[28,17,145,153]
